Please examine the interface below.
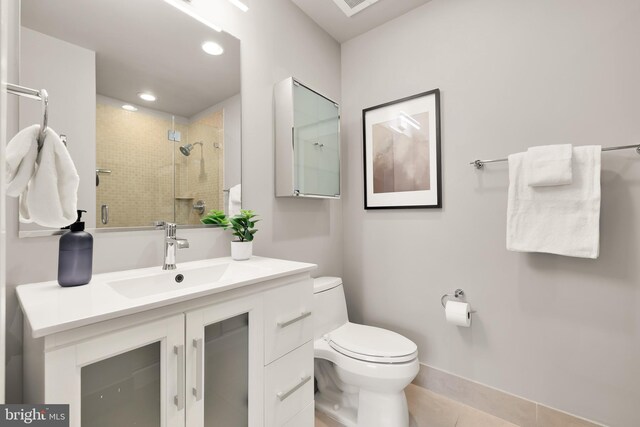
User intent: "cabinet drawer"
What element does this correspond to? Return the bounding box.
[282,402,314,427]
[265,341,314,427]
[264,279,313,364]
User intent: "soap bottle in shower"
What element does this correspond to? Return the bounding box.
[58,210,93,287]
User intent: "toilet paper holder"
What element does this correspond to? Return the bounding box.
[441,289,476,312]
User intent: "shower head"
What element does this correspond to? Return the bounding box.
[179,141,203,156]
[179,143,193,156]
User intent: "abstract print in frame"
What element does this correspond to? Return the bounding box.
[363,89,441,209]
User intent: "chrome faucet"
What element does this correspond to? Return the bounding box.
[163,223,189,270]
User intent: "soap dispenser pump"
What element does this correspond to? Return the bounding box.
[58,210,93,287]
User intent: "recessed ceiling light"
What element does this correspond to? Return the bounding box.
[122,105,138,112]
[138,92,156,102]
[202,41,224,56]
[228,0,249,12]
[162,0,222,32]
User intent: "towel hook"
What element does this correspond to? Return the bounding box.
[37,89,49,149]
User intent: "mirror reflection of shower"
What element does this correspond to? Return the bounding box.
[180,141,206,178]
[179,141,221,178]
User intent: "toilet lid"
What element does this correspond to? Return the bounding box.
[326,323,417,364]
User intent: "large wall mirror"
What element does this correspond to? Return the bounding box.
[17,0,241,236]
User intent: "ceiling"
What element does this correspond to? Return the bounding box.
[291,0,432,43]
[21,0,240,118]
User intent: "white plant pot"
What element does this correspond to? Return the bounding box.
[231,241,253,261]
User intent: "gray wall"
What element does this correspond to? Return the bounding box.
[341,0,640,426]
[5,0,342,401]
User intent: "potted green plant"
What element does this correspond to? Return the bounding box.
[229,210,259,260]
[200,209,230,228]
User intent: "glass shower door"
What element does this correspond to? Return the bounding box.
[95,102,175,227]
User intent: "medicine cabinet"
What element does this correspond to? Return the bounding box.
[274,78,340,198]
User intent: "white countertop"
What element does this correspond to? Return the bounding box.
[17,256,317,338]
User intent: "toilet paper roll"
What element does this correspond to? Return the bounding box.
[445,301,471,327]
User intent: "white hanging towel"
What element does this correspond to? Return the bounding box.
[526,144,573,187]
[6,124,39,197]
[18,127,80,228]
[228,184,242,217]
[507,146,601,259]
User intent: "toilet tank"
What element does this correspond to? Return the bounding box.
[313,277,349,340]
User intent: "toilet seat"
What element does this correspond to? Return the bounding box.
[326,323,417,364]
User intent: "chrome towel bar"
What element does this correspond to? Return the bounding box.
[470,144,640,169]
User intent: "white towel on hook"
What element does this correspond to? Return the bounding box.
[6,124,39,197]
[526,144,573,187]
[19,127,80,228]
[228,184,241,217]
[507,146,601,259]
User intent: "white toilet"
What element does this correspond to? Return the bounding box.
[313,277,419,427]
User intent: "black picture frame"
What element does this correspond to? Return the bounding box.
[362,89,442,209]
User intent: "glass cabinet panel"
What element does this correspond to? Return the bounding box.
[275,77,340,198]
[293,82,340,197]
[81,342,161,427]
[203,314,249,427]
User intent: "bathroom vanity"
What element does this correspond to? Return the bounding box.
[17,257,316,427]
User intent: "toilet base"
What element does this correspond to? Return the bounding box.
[357,388,410,427]
[315,392,357,427]
[315,388,411,427]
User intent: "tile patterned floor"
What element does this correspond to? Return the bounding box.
[315,384,518,427]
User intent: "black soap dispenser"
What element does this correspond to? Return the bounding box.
[58,210,93,287]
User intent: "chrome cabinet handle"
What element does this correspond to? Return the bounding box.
[174,345,185,410]
[277,311,311,328]
[277,375,311,402]
[101,204,109,225]
[192,338,204,401]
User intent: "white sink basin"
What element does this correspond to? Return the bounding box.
[17,257,318,338]
[108,263,231,299]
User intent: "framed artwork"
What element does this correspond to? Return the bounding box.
[362,89,441,209]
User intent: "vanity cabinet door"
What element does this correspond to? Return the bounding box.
[44,314,185,427]
[185,295,264,427]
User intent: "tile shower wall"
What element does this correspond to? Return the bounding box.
[96,102,223,227]
[175,109,225,225]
